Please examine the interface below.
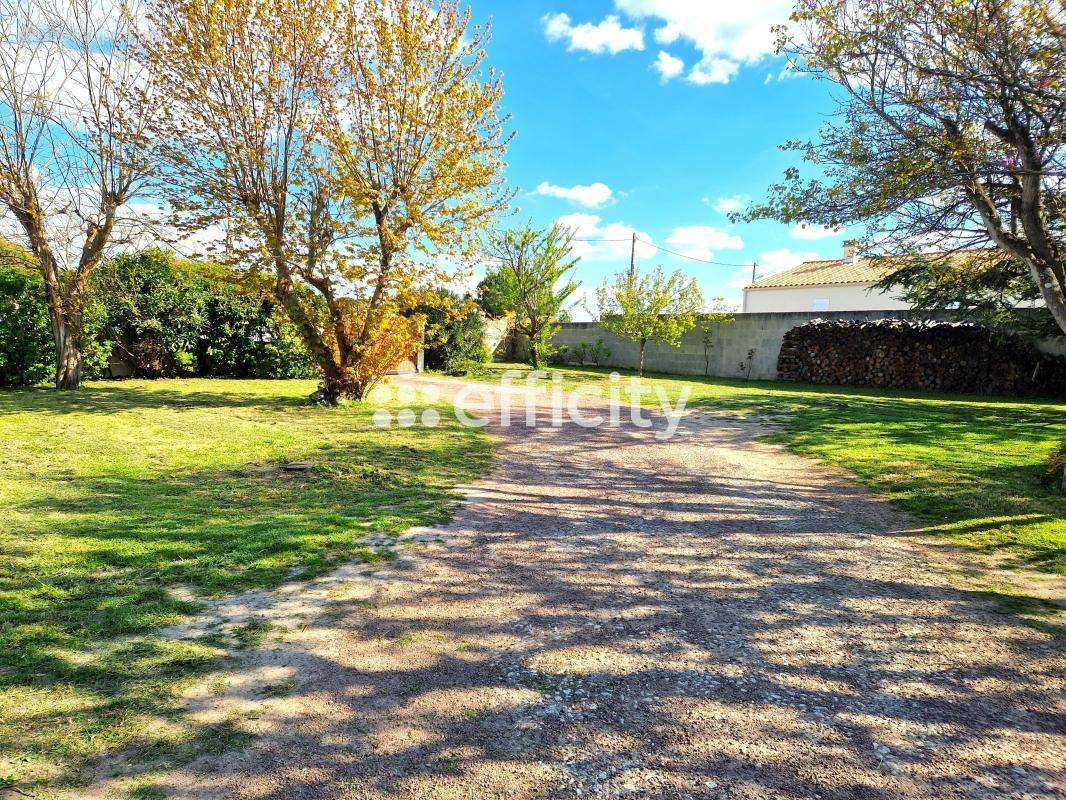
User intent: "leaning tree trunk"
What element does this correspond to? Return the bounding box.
[1028,259,1066,337]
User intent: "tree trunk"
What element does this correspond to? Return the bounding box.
[319,365,365,405]
[1028,259,1066,337]
[53,315,82,390]
[529,343,540,370]
[638,339,646,377]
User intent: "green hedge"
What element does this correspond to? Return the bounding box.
[0,247,317,387]
[0,264,53,388]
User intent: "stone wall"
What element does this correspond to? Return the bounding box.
[549,310,942,381]
[502,309,1063,381]
[483,316,515,360]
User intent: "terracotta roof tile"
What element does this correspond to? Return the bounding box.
[747,258,891,289]
[747,250,1000,290]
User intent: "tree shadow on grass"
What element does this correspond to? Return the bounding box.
[0,379,318,416]
[0,421,488,793]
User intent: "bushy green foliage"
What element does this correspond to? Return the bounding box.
[440,310,489,375]
[419,289,489,376]
[475,269,512,318]
[197,283,317,379]
[0,264,53,387]
[96,249,316,379]
[97,249,208,377]
[550,338,611,367]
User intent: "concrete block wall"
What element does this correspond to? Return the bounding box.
[550,310,931,381]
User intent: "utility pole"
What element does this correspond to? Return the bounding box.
[629,231,637,278]
[751,261,758,283]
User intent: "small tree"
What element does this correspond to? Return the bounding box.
[475,269,513,319]
[697,298,735,377]
[0,253,52,387]
[140,0,509,402]
[597,266,703,376]
[0,0,154,388]
[746,0,1066,336]
[484,224,579,369]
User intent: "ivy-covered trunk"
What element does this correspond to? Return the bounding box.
[52,313,82,390]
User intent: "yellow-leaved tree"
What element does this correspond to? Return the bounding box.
[139,0,510,402]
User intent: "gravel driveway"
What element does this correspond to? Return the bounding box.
[108,375,1064,800]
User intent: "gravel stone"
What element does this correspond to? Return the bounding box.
[78,375,1065,800]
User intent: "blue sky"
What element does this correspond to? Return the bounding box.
[468,0,850,313]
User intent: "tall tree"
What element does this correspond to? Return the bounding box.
[140,0,509,402]
[484,224,579,369]
[597,265,703,376]
[0,0,154,388]
[746,0,1066,335]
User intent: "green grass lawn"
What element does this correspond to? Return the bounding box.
[0,379,490,795]
[466,363,1066,575]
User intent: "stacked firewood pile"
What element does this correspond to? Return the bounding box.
[777,318,1066,396]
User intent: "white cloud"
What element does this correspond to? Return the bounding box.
[664,226,743,260]
[730,247,820,288]
[790,222,841,240]
[652,50,684,81]
[613,0,793,84]
[687,58,739,85]
[765,59,805,83]
[554,215,746,270]
[711,194,749,215]
[555,213,657,263]
[542,13,645,55]
[534,181,614,209]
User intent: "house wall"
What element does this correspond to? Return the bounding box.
[742,283,911,313]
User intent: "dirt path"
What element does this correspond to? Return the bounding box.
[91,376,1063,800]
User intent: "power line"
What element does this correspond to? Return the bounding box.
[573,236,752,267]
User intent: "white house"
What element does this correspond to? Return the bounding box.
[742,241,911,313]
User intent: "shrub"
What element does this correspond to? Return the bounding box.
[96,249,208,377]
[778,318,1066,396]
[196,283,317,379]
[548,338,612,367]
[96,249,317,380]
[589,338,611,366]
[0,264,53,387]
[421,290,489,376]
